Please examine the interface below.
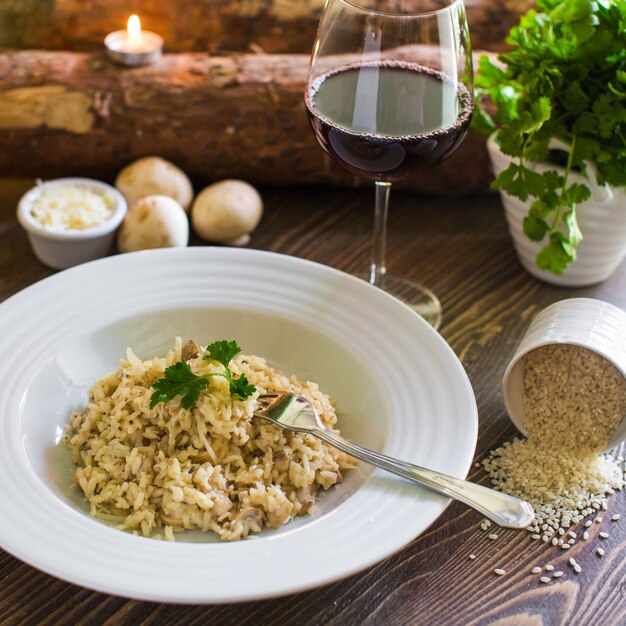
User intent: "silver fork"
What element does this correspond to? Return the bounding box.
[255,393,535,529]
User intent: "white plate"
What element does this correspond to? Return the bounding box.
[0,247,477,603]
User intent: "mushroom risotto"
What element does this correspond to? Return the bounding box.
[65,338,356,541]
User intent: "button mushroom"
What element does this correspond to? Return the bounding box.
[115,156,194,212]
[191,179,263,246]
[117,195,189,252]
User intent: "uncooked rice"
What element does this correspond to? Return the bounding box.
[522,344,626,452]
[66,338,356,541]
[483,344,626,542]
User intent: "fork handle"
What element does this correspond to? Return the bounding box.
[315,428,534,529]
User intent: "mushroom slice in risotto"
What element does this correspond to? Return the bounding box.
[273,449,291,473]
[181,339,201,361]
[266,499,294,528]
[160,513,184,527]
[296,485,316,514]
[233,506,265,526]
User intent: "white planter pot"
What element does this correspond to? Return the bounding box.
[487,133,626,287]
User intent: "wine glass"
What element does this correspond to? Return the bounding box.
[305,0,474,328]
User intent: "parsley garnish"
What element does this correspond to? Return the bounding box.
[473,0,626,275]
[203,340,256,401]
[149,340,255,409]
[150,360,209,409]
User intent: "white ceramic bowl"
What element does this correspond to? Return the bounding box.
[17,177,128,269]
[502,298,626,451]
[0,247,477,603]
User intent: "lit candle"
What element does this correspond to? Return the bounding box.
[104,15,163,67]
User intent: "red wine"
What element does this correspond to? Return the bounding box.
[305,61,473,182]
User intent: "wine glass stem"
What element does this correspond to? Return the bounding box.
[369,181,391,287]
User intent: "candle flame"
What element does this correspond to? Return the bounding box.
[127,14,141,38]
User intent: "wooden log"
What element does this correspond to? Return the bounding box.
[0,0,534,54]
[0,50,493,193]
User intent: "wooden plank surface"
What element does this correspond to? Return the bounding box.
[0,182,624,625]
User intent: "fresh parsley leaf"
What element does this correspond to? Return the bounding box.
[203,340,255,401]
[523,203,550,241]
[536,235,575,275]
[204,340,241,369]
[520,167,548,198]
[563,82,589,115]
[472,105,497,134]
[491,163,520,191]
[524,98,552,135]
[150,360,209,410]
[523,214,549,241]
[494,127,525,158]
[203,339,256,401]
[542,171,565,192]
[229,373,256,401]
[563,182,592,207]
[492,163,546,201]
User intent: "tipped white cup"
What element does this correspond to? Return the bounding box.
[502,297,626,452]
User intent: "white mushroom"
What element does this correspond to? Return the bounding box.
[117,195,189,252]
[115,156,194,212]
[191,180,263,245]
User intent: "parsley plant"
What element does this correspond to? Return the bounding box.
[474,0,626,274]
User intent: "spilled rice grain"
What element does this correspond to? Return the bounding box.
[482,345,626,544]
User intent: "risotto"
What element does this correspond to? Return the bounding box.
[65,338,356,541]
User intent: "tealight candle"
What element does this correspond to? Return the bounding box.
[104,14,163,67]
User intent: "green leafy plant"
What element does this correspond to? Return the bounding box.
[150,340,256,410]
[474,0,626,274]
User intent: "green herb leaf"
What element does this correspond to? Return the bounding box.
[563,182,592,207]
[522,98,552,136]
[229,373,256,401]
[523,212,549,241]
[150,360,209,410]
[472,105,497,134]
[492,163,546,201]
[491,163,519,191]
[204,339,256,401]
[563,82,589,115]
[204,340,242,369]
[536,235,575,275]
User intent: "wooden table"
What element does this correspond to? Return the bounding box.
[1,181,624,625]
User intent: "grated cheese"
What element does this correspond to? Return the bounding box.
[30,183,115,231]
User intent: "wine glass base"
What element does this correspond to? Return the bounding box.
[358,274,442,329]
